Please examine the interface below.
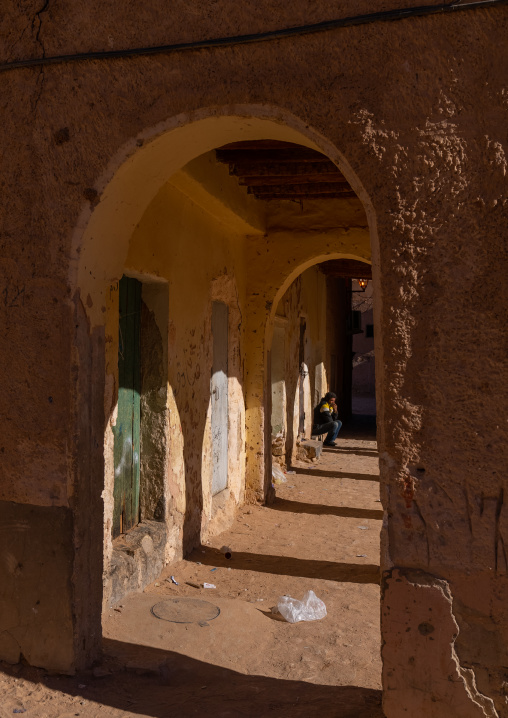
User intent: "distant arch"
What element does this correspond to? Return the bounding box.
[265,251,372,351]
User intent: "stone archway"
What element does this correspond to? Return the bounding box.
[69,106,382,670]
[71,106,376,329]
[1,4,505,710]
[257,251,375,498]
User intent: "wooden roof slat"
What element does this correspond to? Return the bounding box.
[319,259,372,279]
[218,140,310,150]
[214,139,357,202]
[230,161,343,177]
[249,182,354,195]
[238,174,350,187]
[252,192,357,200]
[216,148,329,164]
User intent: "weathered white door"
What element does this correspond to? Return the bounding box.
[211,301,229,495]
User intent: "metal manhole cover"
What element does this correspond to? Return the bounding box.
[151,598,220,624]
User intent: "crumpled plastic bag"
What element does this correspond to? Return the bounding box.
[272,464,287,485]
[277,590,327,623]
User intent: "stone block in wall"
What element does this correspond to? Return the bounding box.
[295,439,323,462]
[109,520,166,606]
[272,434,286,463]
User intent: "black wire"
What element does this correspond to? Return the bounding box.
[1,0,506,72]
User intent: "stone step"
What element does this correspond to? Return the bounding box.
[298,439,323,460]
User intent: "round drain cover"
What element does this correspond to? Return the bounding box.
[151,598,220,624]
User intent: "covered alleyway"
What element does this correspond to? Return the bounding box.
[4,3,506,711]
[0,429,382,717]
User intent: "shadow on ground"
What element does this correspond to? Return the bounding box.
[270,497,383,520]
[291,467,380,482]
[326,447,379,458]
[0,645,383,718]
[190,546,380,585]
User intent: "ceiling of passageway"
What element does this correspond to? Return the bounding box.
[319,259,372,279]
[216,141,357,202]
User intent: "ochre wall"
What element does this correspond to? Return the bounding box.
[100,148,367,605]
[0,4,507,714]
[272,266,332,464]
[107,179,248,582]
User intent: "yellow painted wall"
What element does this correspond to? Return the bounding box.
[273,265,332,463]
[103,176,249,600]
[100,141,371,604]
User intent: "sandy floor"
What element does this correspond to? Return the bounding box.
[0,428,383,717]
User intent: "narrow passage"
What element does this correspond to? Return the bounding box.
[0,434,383,718]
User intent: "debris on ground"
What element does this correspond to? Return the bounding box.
[272,464,287,484]
[276,590,327,623]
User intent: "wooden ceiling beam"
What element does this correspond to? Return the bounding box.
[214,141,358,202]
[218,140,309,150]
[252,192,357,200]
[216,148,329,164]
[248,182,354,195]
[238,174,350,187]
[229,161,342,177]
[319,260,372,279]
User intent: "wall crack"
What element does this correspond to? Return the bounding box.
[31,0,49,114]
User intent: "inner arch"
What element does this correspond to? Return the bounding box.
[71,106,375,328]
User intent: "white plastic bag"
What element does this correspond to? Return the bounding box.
[271,464,287,485]
[277,590,327,623]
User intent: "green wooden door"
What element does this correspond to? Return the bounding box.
[112,276,141,537]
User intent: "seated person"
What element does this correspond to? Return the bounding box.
[312,392,342,446]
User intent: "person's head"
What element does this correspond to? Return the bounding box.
[324,392,337,404]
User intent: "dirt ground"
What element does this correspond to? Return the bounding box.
[0,420,383,718]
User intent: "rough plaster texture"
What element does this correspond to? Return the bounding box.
[0,501,74,672]
[139,287,168,523]
[0,2,507,712]
[101,289,169,609]
[383,570,498,717]
[270,321,287,438]
[109,521,166,607]
[127,183,247,552]
[100,176,250,608]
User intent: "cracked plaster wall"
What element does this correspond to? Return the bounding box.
[0,2,507,708]
[101,179,248,604]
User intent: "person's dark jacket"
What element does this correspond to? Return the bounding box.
[313,397,338,427]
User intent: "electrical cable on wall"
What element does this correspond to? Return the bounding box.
[0,0,506,72]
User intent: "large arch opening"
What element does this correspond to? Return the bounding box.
[71,107,384,706]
